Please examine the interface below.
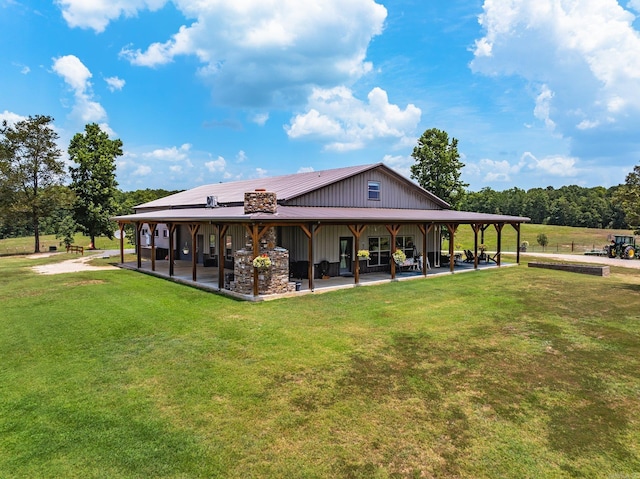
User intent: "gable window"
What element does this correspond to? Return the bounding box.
[368,236,390,266]
[368,181,381,201]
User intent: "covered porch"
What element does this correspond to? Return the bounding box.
[118,254,513,301]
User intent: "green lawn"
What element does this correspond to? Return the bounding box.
[1,254,640,477]
[0,233,125,255]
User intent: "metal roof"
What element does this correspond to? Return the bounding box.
[114,205,529,224]
[135,163,449,210]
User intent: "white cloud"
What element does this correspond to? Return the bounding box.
[255,168,268,178]
[52,55,108,124]
[286,86,421,151]
[471,0,640,163]
[251,113,269,126]
[56,0,167,33]
[0,110,26,126]
[382,154,413,180]
[169,165,182,173]
[114,0,386,107]
[235,150,247,163]
[105,76,125,92]
[297,166,315,173]
[528,153,579,177]
[204,155,226,173]
[143,143,191,162]
[133,164,152,176]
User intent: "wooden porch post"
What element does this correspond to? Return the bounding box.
[494,223,504,266]
[118,222,125,263]
[513,223,521,264]
[348,225,366,284]
[471,224,482,269]
[136,222,143,269]
[217,224,228,291]
[188,223,200,281]
[298,223,314,292]
[386,224,401,280]
[446,223,458,273]
[168,223,176,277]
[148,223,157,272]
[418,223,434,276]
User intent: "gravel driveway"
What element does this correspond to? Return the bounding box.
[521,252,640,269]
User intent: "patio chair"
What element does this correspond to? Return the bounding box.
[463,250,475,263]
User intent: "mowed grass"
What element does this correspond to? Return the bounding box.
[1,255,640,478]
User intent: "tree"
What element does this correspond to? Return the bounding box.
[613,165,640,233]
[0,115,65,252]
[537,233,548,251]
[410,128,468,209]
[69,123,123,248]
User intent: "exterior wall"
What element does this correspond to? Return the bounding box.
[284,169,441,209]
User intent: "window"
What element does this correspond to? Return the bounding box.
[368,181,380,200]
[368,236,390,266]
[209,234,216,255]
[225,235,233,260]
[396,236,416,258]
[163,229,168,238]
[155,229,159,237]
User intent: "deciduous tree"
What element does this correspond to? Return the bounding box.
[0,115,65,252]
[613,165,640,233]
[410,128,468,209]
[69,123,122,248]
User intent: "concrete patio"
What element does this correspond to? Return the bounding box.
[119,256,515,301]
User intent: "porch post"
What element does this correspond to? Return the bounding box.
[118,222,125,263]
[136,222,143,269]
[494,223,504,266]
[386,224,401,280]
[188,223,200,281]
[348,225,365,284]
[168,223,176,277]
[446,223,458,273]
[471,224,482,269]
[418,223,434,276]
[148,223,157,272]
[513,223,521,264]
[252,224,260,297]
[217,224,228,291]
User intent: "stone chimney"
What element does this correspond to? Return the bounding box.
[244,189,277,214]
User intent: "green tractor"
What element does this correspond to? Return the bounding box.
[607,235,637,259]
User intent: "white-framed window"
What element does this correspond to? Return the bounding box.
[368,181,381,200]
[368,236,390,266]
[163,229,169,238]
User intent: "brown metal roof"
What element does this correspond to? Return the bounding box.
[114,205,529,224]
[134,163,449,210]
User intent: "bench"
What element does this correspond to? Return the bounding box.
[66,245,84,255]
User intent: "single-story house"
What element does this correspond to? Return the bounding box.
[112,163,529,298]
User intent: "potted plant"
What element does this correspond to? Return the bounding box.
[357,249,370,261]
[392,249,406,265]
[252,253,272,271]
[520,240,529,252]
[182,242,190,255]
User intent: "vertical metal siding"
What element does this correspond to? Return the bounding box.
[285,170,441,209]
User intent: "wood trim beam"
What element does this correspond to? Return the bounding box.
[471,223,483,269]
[217,224,227,291]
[308,223,314,291]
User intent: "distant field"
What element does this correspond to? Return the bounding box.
[0,233,126,255]
[1,224,635,256]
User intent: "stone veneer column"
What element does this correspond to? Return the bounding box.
[232,190,297,295]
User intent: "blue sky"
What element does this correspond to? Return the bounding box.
[2,0,640,192]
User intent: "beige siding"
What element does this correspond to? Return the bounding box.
[285,170,440,209]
